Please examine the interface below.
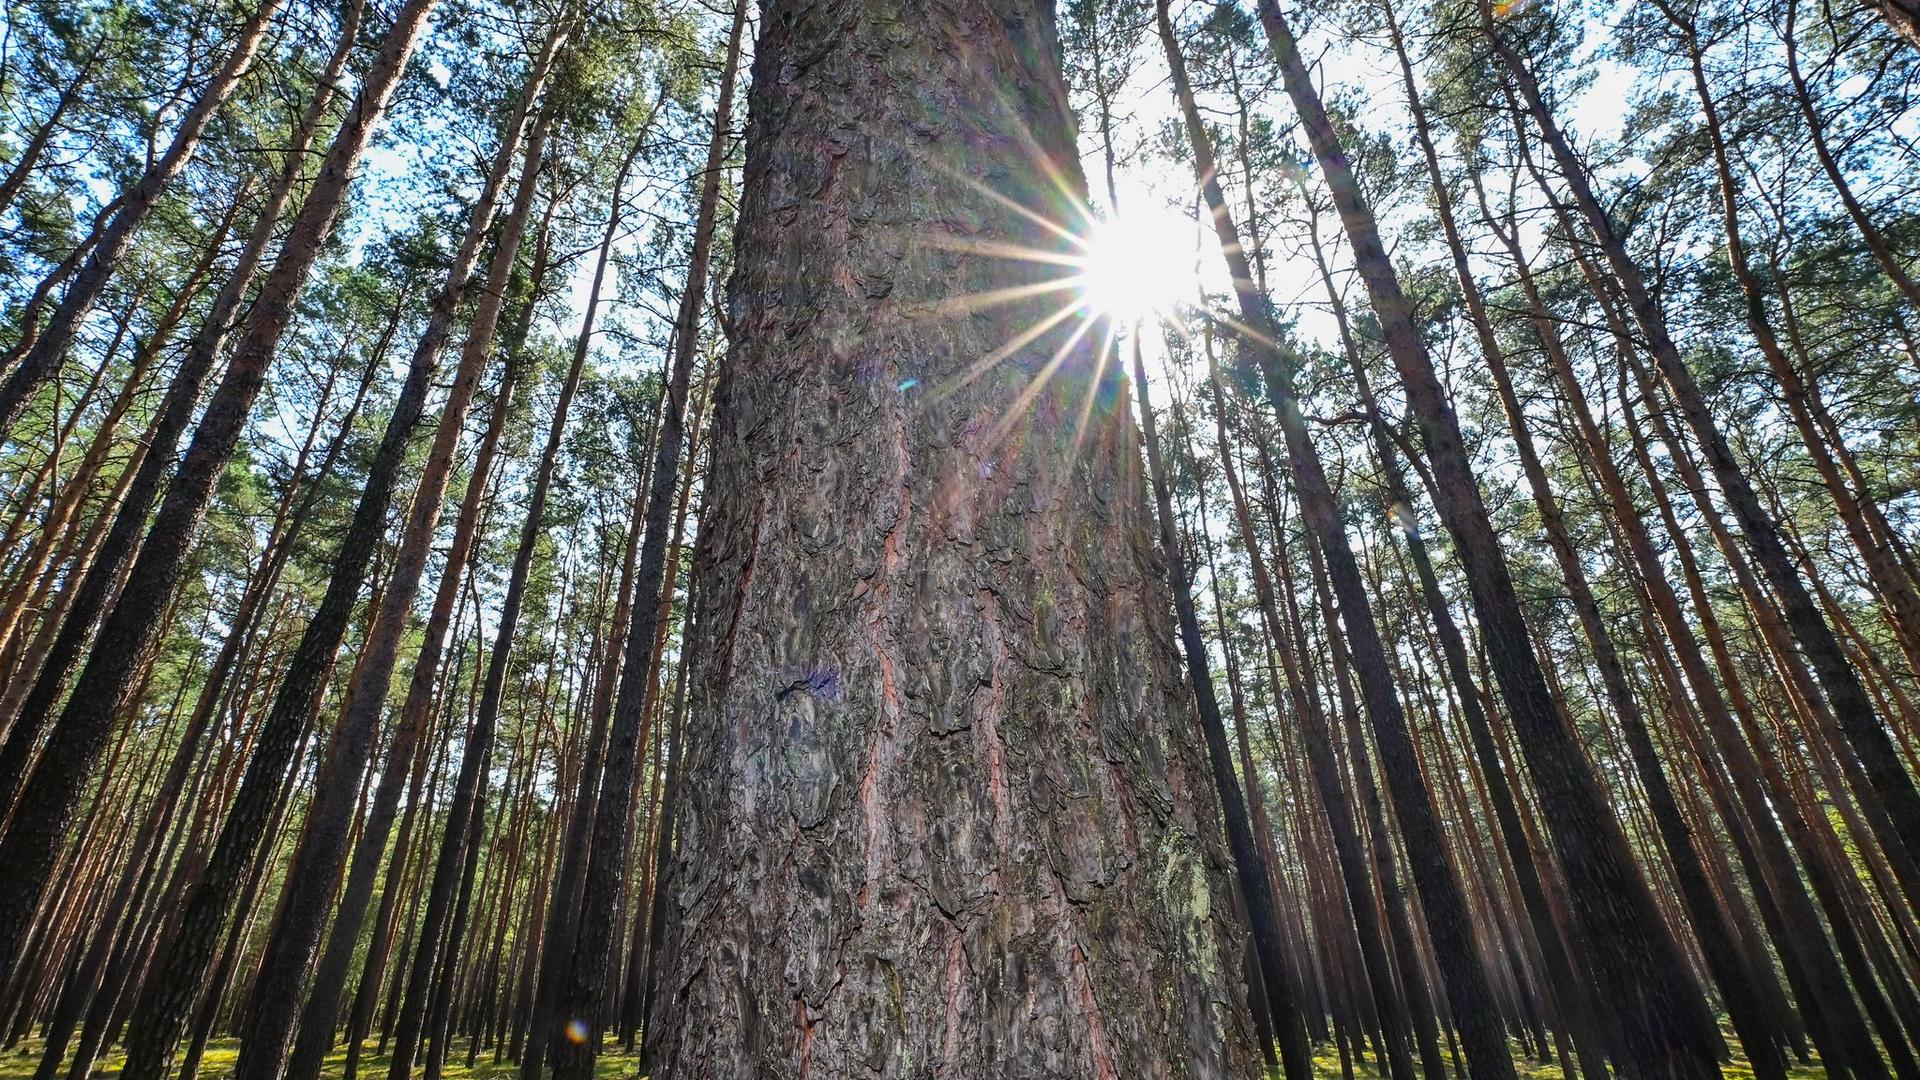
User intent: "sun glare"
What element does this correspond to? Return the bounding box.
[1074,208,1200,326]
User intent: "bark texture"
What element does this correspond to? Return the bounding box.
[645,1,1261,1076]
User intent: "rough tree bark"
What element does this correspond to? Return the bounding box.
[636,1,1263,1076]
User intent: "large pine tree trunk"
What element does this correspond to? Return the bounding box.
[637,1,1261,1076]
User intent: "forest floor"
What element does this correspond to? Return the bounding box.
[1304,1033,1829,1079]
[0,1037,1830,1079]
[0,1042,639,1080]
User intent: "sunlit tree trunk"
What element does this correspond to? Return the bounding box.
[633,1,1264,1075]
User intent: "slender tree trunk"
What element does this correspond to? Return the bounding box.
[1780,0,1920,308]
[396,115,617,1080]
[379,111,565,1080]
[1485,0,1920,900]
[27,328,378,1080]
[143,107,550,1080]
[0,41,104,222]
[232,32,567,1080]
[293,232,554,1080]
[0,0,388,951]
[1470,206,1777,1076]
[518,453,648,1080]
[0,0,285,439]
[1131,340,1319,1079]
[1561,205,1903,1078]
[1668,0,1920,742]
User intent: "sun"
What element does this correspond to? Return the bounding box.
[1073,207,1201,327]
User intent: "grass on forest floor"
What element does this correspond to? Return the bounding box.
[2,1035,1831,1079]
[1299,1032,1829,1079]
[0,1041,641,1080]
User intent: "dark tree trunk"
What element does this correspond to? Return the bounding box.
[28,321,380,1080]
[514,102,666,1079]
[0,0,285,439]
[1534,170,1903,1080]
[621,374,713,1056]
[298,199,562,1080]
[1131,344,1318,1080]
[0,0,438,975]
[395,103,612,1080]
[1156,4,1514,1077]
[0,0,362,822]
[1290,51,1606,1053]
[377,112,561,1080]
[28,7,446,1077]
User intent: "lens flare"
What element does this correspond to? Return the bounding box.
[1074,208,1201,326]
